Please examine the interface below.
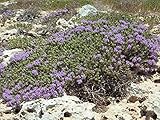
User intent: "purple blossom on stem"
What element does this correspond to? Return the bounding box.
[77,79,83,84]
[10,51,32,62]
[26,63,33,68]
[114,46,122,53]
[33,59,41,66]
[115,33,124,44]
[2,9,15,17]
[32,70,39,76]
[0,63,5,73]
[42,8,69,22]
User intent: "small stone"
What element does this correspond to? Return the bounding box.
[127,96,140,103]
[153,79,160,83]
[139,97,147,103]
[64,112,72,117]
[3,110,12,114]
[157,67,160,74]
[18,96,96,120]
[26,108,36,113]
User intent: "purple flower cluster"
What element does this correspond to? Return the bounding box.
[50,70,73,81]
[48,19,160,73]
[10,51,32,63]
[42,8,69,22]
[0,8,15,17]
[48,31,67,43]
[75,74,86,84]
[0,63,5,74]
[0,49,3,56]
[2,80,64,107]
[26,58,42,68]
[3,10,14,16]
[31,69,39,76]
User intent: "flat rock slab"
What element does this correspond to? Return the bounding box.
[18,95,96,120]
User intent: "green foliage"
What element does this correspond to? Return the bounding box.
[7,23,33,32]
[8,0,92,10]
[99,0,160,13]
[0,0,7,2]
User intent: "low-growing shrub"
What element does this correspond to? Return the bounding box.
[7,23,33,32]
[0,6,15,26]
[17,7,40,23]
[0,12,160,108]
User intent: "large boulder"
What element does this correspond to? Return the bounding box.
[18,95,96,120]
[78,4,98,17]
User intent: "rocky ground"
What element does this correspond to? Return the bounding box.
[0,1,160,120]
[0,73,159,120]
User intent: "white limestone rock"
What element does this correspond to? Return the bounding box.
[0,1,17,6]
[0,48,23,66]
[78,4,98,17]
[18,95,96,120]
[56,18,77,30]
[129,79,160,120]
[0,29,18,41]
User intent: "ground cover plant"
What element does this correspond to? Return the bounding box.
[99,0,160,13]
[0,1,160,111]
[6,0,92,11]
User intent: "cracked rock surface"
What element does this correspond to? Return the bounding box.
[18,95,96,120]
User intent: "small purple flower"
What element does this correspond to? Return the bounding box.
[2,9,15,17]
[135,34,145,42]
[77,79,83,84]
[114,46,122,52]
[32,70,39,76]
[112,58,117,62]
[43,93,51,99]
[108,65,114,70]
[137,57,142,62]
[0,50,3,56]
[94,54,102,59]
[127,44,132,49]
[26,63,33,68]
[57,86,63,93]
[85,25,93,32]
[33,59,41,66]
[6,99,16,107]
[115,33,124,44]
[104,37,109,42]
[50,83,56,89]
[0,63,5,73]
[10,51,32,62]
[2,92,13,101]
[147,59,156,66]
[53,80,62,87]
[126,60,134,67]
[51,70,66,79]
[15,94,21,103]
[14,83,22,90]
